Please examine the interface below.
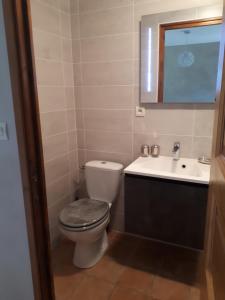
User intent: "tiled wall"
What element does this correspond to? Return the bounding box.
[30,0,222,236]
[30,0,79,245]
[73,0,222,231]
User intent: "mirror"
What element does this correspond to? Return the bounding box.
[159,20,222,103]
[140,9,222,104]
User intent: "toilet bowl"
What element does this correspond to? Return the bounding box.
[58,160,123,268]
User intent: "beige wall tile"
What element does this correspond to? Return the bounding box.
[31,0,79,246]
[133,133,193,158]
[58,0,70,13]
[71,0,79,14]
[62,38,73,62]
[81,34,133,62]
[40,111,67,137]
[134,109,194,135]
[82,61,133,85]
[192,137,212,158]
[194,109,214,137]
[77,130,86,148]
[68,130,77,150]
[33,29,61,60]
[65,87,75,109]
[80,6,132,38]
[83,109,133,132]
[196,4,223,18]
[76,110,84,129]
[72,39,81,62]
[31,0,60,34]
[63,62,74,86]
[71,14,80,39]
[67,110,76,130]
[43,133,68,161]
[39,0,59,9]
[37,86,66,112]
[60,12,72,38]
[79,0,131,13]
[73,63,82,85]
[85,130,132,153]
[79,86,133,109]
[45,154,69,183]
[31,0,218,239]
[75,87,83,108]
[46,175,70,207]
[35,59,63,86]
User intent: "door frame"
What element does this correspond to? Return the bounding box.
[202,2,225,299]
[2,1,55,299]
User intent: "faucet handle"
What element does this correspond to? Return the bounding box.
[174,141,180,147]
[173,142,180,150]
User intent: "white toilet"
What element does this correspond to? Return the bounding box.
[58,160,123,268]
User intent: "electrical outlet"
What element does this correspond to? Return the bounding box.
[136,106,145,117]
[0,122,8,140]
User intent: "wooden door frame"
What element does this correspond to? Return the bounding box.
[202,2,225,300]
[2,1,55,299]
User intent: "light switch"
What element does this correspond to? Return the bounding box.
[136,106,145,117]
[0,122,8,140]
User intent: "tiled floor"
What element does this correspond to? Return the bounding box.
[52,231,202,300]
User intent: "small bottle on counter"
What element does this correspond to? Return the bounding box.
[141,144,150,157]
[151,145,160,157]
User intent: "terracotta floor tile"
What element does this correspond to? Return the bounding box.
[54,268,85,300]
[110,286,152,300]
[117,266,154,294]
[52,232,201,300]
[190,287,200,300]
[151,276,190,300]
[86,255,125,284]
[72,276,114,300]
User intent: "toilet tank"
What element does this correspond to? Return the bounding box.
[85,161,123,204]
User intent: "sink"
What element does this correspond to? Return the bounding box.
[124,156,210,184]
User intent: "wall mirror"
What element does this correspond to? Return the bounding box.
[140,8,222,104]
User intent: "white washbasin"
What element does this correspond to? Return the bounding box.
[124,156,210,184]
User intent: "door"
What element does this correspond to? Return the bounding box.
[202,1,225,299]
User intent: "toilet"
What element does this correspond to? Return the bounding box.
[58,160,123,268]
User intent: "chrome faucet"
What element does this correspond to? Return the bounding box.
[172,142,180,160]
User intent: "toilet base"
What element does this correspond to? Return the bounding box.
[73,230,108,268]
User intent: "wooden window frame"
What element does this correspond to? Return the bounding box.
[158,17,222,103]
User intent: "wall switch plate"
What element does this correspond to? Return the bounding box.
[136,106,145,117]
[0,122,8,140]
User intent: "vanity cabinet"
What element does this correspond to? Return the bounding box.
[125,174,208,249]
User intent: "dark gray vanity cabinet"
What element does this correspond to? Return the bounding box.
[125,174,208,249]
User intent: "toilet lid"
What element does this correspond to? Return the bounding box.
[59,198,109,228]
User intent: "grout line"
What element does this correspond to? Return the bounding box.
[78,4,132,16]
[59,10,74,199]
[191,109,197,158]
[33,27,77,41]
[40,108,76,114]
[70,10,80,183]
[77,4,88,165]
[34,0,71,14]
[37,83,134,87]
[131,0,135,160]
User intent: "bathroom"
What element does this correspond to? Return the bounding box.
[1,0,225,299]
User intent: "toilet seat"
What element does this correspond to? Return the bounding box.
[59,198,110,232]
